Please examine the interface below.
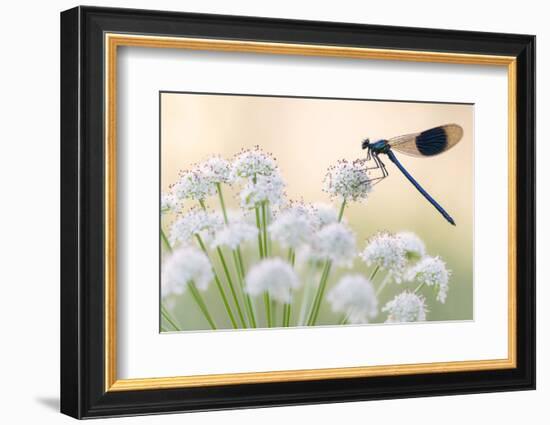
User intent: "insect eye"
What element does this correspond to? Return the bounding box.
[361,139,370,149]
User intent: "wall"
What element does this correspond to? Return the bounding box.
[0,0,544,423]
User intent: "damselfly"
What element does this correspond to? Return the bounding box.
[362,124,463,226]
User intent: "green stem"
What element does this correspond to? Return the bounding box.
[307,261,333,326]
[297,262,316,326]
[261,202,269,257]
[160,228,172,253]
[264,293,272,327]
[188,281,217,329]
[216,183,229,224]
[369,265,380,281]
[338,199,347,222]
[216,247,247,328]
[339,314,348,325]
[195,234,238,328]
[376,273,392,297]
[287,248,295,266]
[161,305,181,331]
[283,303,291,327]
[255,205,264,259]
[414,281,425,294]
[233,249,257,327]
[306,200,346,326]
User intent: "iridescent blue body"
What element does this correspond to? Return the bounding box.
[362,124,463,226]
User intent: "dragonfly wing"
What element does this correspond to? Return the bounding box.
[388,124,463,157]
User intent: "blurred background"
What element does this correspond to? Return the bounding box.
[161,92,473,329]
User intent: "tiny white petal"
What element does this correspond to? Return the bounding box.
[406,256,451,303]
[327,274,378,324]
[169,209,223,245]
[231,146,278,180]
[383,291,427,323]
[269,208,314,249]
[245,258,300,303]
[211,220,258,250]
[161,192,178,213]
[161,246,213,297]
[396,231,426,260]
[310,222,356,267]
[323,159,372,202]
[173,168,216,201]
[239,173,285,208]
[310,202,339,228]
[199,156,232,184]
[359,232,408,282]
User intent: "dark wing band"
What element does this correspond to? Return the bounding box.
[388,124,463,157]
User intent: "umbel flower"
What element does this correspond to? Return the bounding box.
[269,207,314,249]
[161,193,177,214]
[383,291,427,323]
[231,146,278,180]
[310,202,339,228]
[239,173,285,208]
[311,222,356,267]
[323,159,372,202]
[211,220,258,250]
[245,258,300,303]
[169,208,223,245]
[396,231,426,261]
[406,256,451,303]
[161,246,214,297]
[359,232,408,282]
[327,274,378,324]
[173,168,216,201]
[199,156,232,184]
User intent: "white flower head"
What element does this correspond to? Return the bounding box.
[169,208,223,245]
[310,202,339,228]
[199,156,232,184]
[323,159,372,202]
[359,232,408,282]
[211,220,258,250]
[231,146,278,180]
[245,258,301,303]
[311,222,356,267]
[407,256,451,303]
[383,291,427,323]
[239,173,285,208]
[269,207,314,249]
[161,192,178,214]
[396,231,426,261]
[173,168,215,201]
[161,246,214,297]
[327,274,378,324]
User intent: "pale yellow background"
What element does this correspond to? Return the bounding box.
[161,92,473,322]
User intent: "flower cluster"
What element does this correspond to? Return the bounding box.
[245,258,301,303]
[239,173,285,208]
[211,220,258,250]
[327,275,378,324]
[269,207,315,249]
[170,208,222,245]
[160,147,455,331]
[383,291,427,323]
[359,232,408,282]
[406,256,451,303]
[311,222,356,267]
[231,146,278,180]
[161,246,213,297]
[323,159,372,202]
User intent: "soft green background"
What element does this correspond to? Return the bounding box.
[161,93,474,331]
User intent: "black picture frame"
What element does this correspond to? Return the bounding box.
[61,5,535,419]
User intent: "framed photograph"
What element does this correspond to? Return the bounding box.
[60,6,535,419]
